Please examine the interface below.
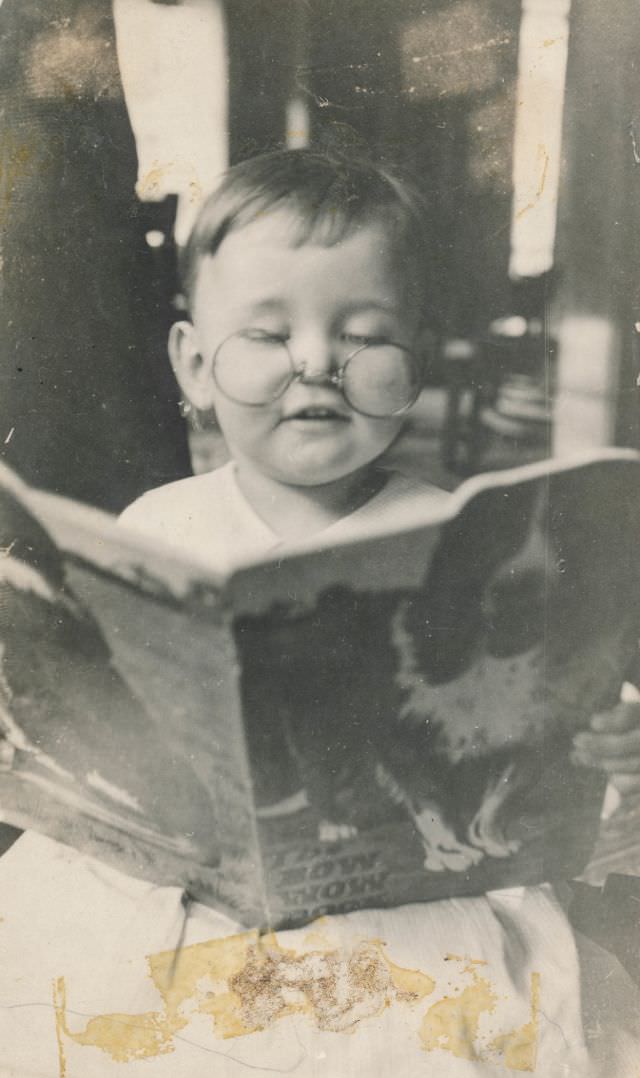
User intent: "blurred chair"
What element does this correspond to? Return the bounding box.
[442,316,555,474]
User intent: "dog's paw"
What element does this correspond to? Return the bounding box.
[467,763,522,858]
[414,806,485,872]
[423,843,484,873]
[468,815,521,858]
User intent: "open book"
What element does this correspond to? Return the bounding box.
[0,452,638,929]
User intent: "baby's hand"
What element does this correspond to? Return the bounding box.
[571,683,640,794]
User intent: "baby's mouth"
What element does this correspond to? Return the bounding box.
[283,406,348,422]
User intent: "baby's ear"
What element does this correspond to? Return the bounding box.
[168,321,216,411]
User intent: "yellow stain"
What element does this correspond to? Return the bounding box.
[52,928,432,1062]
[53,933,539,1070]
[189,178,202,204]
[383,951,435,1001]
[515,143,550,220]
[136,163,202,204]
[52,932,256,1063]
[301,920,335,951]
[54,974,173,1064]
[420,958,497,1061]
[536,146,549,198]
[137,163,171,200]
[490,972,540,1072]
[53,978,67,1078]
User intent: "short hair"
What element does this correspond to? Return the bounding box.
[181,148,438,326]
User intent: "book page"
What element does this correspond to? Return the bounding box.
[0,469,266,923]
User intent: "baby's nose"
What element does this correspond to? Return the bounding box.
[290,334,337,377]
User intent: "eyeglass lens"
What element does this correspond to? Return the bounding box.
[214,335,292,405]
[213,334,421,416]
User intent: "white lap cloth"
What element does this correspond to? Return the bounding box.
[3,830,635,1077]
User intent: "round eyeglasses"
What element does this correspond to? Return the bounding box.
[212,331,423,418]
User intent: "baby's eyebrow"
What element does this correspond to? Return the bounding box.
[340,300,404,318]
[228,298,405,320]
[235,298,287,315]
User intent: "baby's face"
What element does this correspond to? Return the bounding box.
[182,212,424,488]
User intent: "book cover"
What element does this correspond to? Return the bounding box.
[1,451,637,929]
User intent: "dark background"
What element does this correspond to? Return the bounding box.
[0,0,638,510]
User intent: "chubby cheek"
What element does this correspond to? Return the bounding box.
[356,415,405,455]
[213,401,405,480]
[211,396,276,447]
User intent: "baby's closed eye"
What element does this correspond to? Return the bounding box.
[242,327,289,343]
[342,331,389,346]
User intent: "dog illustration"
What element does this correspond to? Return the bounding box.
[237,462,639,874]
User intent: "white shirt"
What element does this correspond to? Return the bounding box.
[119,462,451,572]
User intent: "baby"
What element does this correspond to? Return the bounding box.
[122,147,640,800]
